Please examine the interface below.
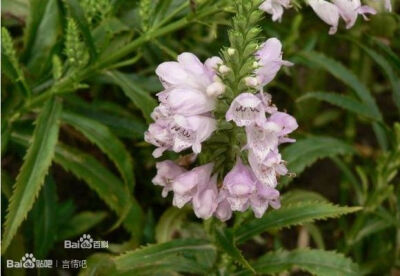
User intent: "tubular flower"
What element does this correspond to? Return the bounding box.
[152,161,187,197]
[226,93,266,126]
[333,0,376,29]
[255,38,293,86]
[146,52,221,158]
[308,0,340,34]
[259,0,291,22]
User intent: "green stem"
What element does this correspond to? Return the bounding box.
[10,3,224,120]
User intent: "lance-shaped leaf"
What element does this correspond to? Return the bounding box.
[113,239,216,274]
[234,249,360,276]
[24,0,61,74]
[11,132,144,238]
[299,51,382,120]
[32,175,58,259]
[2,98,62,252]
[58,211,107,241]
[61,110,135,190]
[235,201,361,243]
[297,92,378,120]
[106,70,157,123]
[282,136,356,176]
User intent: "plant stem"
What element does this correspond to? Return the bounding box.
[10,3,224,120]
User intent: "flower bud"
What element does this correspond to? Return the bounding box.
[244,76,259,87]
[227,48,236,56]
[219,65,231,74]
[206,82,226,96]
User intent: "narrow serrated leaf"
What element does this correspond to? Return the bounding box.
[297,92,378,120]
[114,239,216,274]
[32,175,58,259]
[235,249,360,276]
[11,132,144,238]
[58,211,107,241]
[299,51,382,120]
[282,136,356,176]
[235,201,361,243]
[61,110,135,190]
[106,70,157,123]
[2,98,62,252]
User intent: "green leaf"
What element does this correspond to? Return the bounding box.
[236,249,360,276]
[281,189,328,205]
[78,253,117,276]
[63,95,146,139]
[297,91,378,120]
[106,70,157,123]
[3,232,26,276]
[24,0,61,74]
[299,51,382,120]
[61,109,135,190]
[155,207,188,243]
[58,211,107,241]
[2,97,62,252]
[282,136,356,176]
[11,132,144,238]
[32,175,58,258]
[53,143,143,237]
[65,0,97,61]
[354,42,400,113]
[214,227,255,273]
[113,239,216,274]
[371,37,400,73]
[235,201,361,243]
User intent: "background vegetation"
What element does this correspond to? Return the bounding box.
[1,0,399,275]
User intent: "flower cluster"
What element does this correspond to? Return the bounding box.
[144,53,223,158]
[260,0,391,34]
[146,38,297,221]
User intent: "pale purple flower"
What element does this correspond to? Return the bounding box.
[226,93,266,127]
[245,121,281,161]
[151,104,171,121]
[260,0,291,22]
[248,150,288,187]
[222,158,256,211]
[255,38,293,86]
[250,181,281,218]
[269,111,298,137]
[170,115,216,154]
[144,120,173,158]
[308,0,340,34]
[193,174,218,219]
[172,163,213,208]
[333,0,376,29]
[214,190,233,221]
[152,160,187,197]
[384,0,392,11]
[258,92,278,114]
[159,87,216,116]
[155,52,223,101]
